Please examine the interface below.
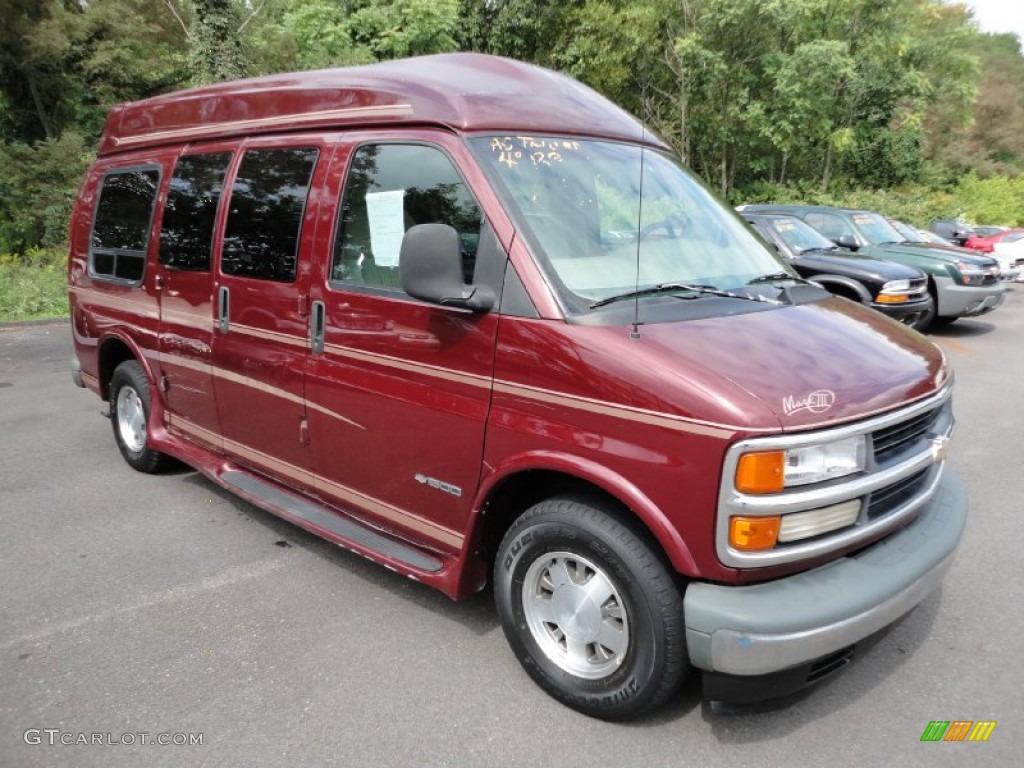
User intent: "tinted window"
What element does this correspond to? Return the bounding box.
[159,152,232,271]
[222,148,318,282]
[90,168,159,282]
[333,144,482,289]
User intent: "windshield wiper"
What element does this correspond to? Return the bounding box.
[746,272,806,285]
[589,282,712,309]
[590,282,783,309]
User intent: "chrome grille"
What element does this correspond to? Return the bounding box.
[872,406,940,463]
[717,380,954,568]
[867,469,931,520]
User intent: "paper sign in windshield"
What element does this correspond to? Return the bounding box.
[366,189,406,267]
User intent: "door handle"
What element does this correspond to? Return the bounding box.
[310,300,325,355]
[218,286,229,333]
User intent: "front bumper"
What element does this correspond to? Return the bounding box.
[684,470,965,696]
[934,278,1007,318]
[869,295,932,325]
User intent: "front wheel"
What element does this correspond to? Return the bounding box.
[109,360,171,473]
[494,497,688,720]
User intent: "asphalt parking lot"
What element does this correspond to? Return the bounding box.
[1,294,1021,768]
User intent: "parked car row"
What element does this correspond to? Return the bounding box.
[926,220,1024,280]
[736,204,1008,331]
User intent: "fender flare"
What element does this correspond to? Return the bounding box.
[97,330,157,397]
[469,450,698,576]
[809,274,873,304]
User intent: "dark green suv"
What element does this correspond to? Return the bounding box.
[739,204,1006,330]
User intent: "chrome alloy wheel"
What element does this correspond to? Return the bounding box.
[522,552,630,679]
[116,386,146,453]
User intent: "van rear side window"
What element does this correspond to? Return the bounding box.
[90,168,160,283]
[221,147,318,282]
[159,152,233,271]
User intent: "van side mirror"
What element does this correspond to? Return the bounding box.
[833,233,859,250]
[400,224,495,313]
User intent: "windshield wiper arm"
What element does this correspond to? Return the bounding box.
[589,282,714,309]
[746,272,806,285]
[591,281,783,309]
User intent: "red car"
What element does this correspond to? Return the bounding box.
[965,228,1024,280]
[67,54,964,718]
[964,228,1024,253]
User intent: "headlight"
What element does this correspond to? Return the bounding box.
[953,260,989,284]
[735,435,867,493]
[783,436,867,486]
[876,279,912,303]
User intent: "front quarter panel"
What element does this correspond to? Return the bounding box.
[481,316,782,582]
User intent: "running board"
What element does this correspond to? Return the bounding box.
[220,469,444,573]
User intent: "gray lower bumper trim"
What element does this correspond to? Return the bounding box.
[684,470,966,676]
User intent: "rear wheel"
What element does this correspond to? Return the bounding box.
[494,497,688,720]
[109,360,170,473]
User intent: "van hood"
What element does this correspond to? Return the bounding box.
[636,297,947,431]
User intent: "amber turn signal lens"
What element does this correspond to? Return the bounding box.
[735,451,784,494]
[729,516,781,551]
[875,294,909,304]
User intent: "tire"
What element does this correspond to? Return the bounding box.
[494,496,688,720]
[108,360,170,473]
[913,286,938,332]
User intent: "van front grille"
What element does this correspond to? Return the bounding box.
[867,469,931,520]
[872,407,940,463]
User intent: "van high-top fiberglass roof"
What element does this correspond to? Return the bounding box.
[98,53,665,156]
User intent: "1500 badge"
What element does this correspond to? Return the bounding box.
[414,474,462,497]
[782,389,836,416]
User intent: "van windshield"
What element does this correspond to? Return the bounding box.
[849,212,905,245]
[469,136,787,313]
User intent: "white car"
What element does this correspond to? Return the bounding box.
[991,232,1024,281]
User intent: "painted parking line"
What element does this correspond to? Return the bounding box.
[932,337,975,355]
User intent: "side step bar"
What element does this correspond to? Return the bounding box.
[220,469,444,573]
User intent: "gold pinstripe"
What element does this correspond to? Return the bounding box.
[158,351,364,430]
[75,282,772,437]
[112,104,415,148]
[231,322,307,348]
[322,341,492,388]
[70,286,159,320]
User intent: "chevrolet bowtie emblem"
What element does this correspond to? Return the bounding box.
[929,435,950,462]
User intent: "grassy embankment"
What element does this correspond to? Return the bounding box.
[0,248,68,323]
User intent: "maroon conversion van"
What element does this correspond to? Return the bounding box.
[68,54,965,719]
